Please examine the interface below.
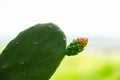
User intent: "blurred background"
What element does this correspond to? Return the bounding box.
[0,0,120,80]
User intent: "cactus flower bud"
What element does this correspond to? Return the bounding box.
[65,37,88,56]
[77,37,88,47]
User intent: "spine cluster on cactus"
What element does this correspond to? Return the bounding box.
[0,23,88,80]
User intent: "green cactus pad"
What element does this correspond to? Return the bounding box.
[0,23,66,80]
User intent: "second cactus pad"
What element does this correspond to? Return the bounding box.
[0,23,66,80]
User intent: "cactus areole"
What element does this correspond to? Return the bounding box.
[0,23,88,80]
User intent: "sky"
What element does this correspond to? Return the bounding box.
[0,0,120,40]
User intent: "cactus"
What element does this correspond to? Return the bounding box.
[65,37,88,56]
[0,23,88,80]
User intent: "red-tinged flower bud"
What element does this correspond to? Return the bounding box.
[77,37,88,47]
[65,37,88,56]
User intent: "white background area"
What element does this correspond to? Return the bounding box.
[0,0,120,39]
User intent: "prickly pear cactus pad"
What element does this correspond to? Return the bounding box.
[0,23,88,80]
[0,23,66,80]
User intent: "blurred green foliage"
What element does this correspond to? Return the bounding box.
[0,48,120,80]
[50,53,120,80]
